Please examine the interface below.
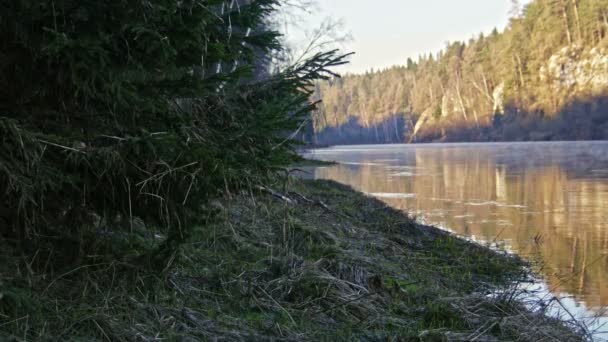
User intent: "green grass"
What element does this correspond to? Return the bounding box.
[0,179,583,341]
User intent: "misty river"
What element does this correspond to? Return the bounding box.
[303,141,608,336]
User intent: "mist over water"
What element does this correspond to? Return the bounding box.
[304,141,608,333]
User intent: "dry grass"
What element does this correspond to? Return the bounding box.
[0,179,586,341]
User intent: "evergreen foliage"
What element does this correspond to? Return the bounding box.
[0,0,346,260]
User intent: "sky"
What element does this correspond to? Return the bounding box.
[296,0,531,74]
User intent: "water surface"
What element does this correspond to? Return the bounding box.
[304,142,608,336]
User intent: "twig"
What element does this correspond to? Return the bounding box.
[256,286,296,326]
[43,263,108,295]
[256,186,293,204]
[38,139,85,154]
[0,315,29,328]
[136,161,198,187]
[288,191,353,220]
[467,320,499,341]
[551,295,591,338]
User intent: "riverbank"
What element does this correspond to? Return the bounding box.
[291,156,337,167]
[0,179,582,340]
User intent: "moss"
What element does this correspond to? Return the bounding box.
[0,179,583,341]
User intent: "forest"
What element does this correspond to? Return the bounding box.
[310,0,608,145]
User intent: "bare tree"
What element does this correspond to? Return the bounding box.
[270,0,353,69]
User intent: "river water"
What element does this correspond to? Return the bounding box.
[303,141,608,339]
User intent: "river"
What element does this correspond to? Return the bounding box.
[303,141,608,339]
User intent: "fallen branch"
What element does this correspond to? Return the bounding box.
[256,186,294,204]
[289,191,352,220]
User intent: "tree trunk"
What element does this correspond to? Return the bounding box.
[571,0,582,42]
[392,115,400,142]
[578,232,588,292]
[373,124,379,142]
[602,9,608,39]
[570,237,578,273]
[481,68,491,100]
[471,77,493,104]
[472,109,480,128]
[455,77,468,121]
[560,0,573,45]
[513,54,525,88]
[516,54,525,87]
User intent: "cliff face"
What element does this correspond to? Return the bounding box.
[540,46,608,91]
[411,91,468,141]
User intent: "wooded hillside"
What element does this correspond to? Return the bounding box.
[311,0,608,144]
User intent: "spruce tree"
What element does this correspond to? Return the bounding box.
[0,0,346,260]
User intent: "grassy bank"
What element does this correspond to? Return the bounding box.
[0,179,582,341]
[291,156,337,167]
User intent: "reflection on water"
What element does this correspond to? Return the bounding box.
[304,142,608,328]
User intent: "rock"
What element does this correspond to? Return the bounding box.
[411,107,435,140]
[492,82,505,115]
[540,45,608,92]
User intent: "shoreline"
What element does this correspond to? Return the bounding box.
[301,139,608,150]
[0,179,584,340]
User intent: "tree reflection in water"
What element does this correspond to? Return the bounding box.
[306,142,608,311]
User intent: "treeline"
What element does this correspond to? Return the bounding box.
[311,0,608,144]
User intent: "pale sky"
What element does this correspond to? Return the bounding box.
[298,0,531,73]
